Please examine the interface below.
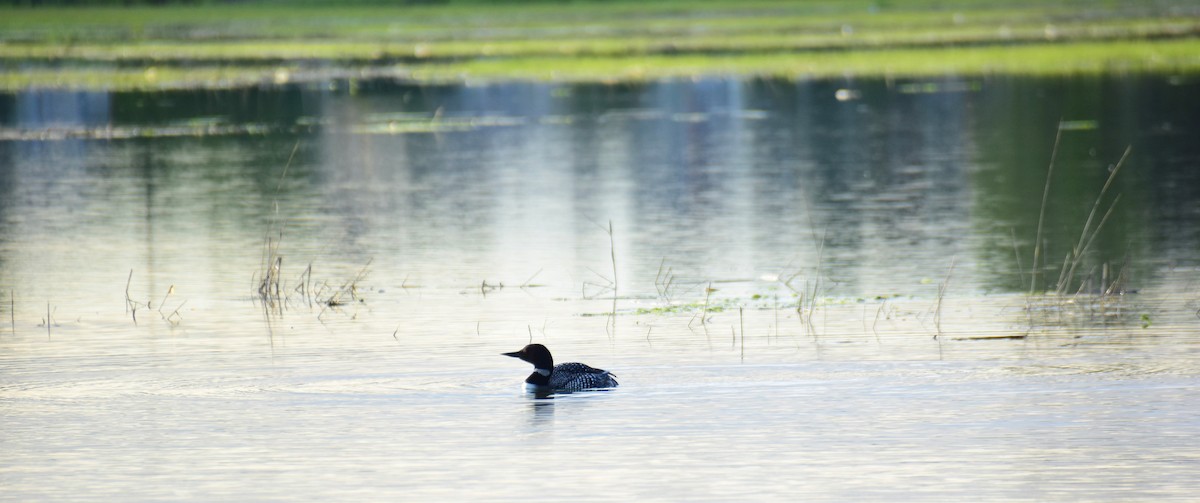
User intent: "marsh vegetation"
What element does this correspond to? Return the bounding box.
[1,0,1198,89]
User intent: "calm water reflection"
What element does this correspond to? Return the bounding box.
[1,75,1199,500]
[3,76,1197,304]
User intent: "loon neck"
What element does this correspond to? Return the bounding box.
[526,367,552,386]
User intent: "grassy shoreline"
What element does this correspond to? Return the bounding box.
[5,39,1197,91]
[4,18,1197,62]
[2,1,1198,90]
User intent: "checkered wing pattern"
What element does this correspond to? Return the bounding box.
[549,363,620,391]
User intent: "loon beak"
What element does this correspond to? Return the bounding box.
[502,350,523,359]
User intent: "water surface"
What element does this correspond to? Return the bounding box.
[2,75,1199,500]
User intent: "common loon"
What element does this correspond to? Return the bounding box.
[503,344,619,393]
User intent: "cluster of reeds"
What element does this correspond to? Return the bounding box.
[254,142,372,319]
[780,227,826,337]
[1023,126,1137,326]
[253,231,373,319]
[123,269,186,327]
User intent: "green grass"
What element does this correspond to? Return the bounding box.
[1,0,1197,90]
[5,1,1192,42]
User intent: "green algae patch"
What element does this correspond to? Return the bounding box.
[406,39,1200,83]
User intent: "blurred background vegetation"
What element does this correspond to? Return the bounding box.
[1,0,1197,88]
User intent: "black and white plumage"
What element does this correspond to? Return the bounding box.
[502,344,619,393]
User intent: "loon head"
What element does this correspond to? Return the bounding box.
[502,344,554,369]
[503,344,554,386]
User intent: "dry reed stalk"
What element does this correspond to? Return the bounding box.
[934,257,956,339]
[1031,125,1064,294]
[739,307,745,362]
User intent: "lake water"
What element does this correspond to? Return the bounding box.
[2,75,1199,500]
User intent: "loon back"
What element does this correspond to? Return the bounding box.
[549,362,620,391]
[503,344,619,392]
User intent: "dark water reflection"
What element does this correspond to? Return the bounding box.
[4,75,1197,304]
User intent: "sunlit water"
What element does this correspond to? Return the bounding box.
[2,75,1199,500]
